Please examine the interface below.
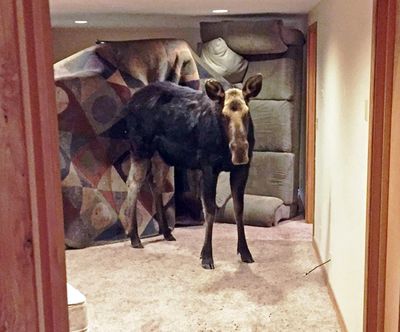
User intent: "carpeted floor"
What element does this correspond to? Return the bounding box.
[66,219,341,332]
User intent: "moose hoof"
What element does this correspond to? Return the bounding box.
[201,257,215,270]
[131,239,144,249]
[164,233,176,242]
[239,251,255,263]
[241,255,255,264]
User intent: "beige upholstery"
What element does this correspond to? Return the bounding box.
[202,19,305,226]
[200,20,288,55]
[247,152,296,205]
[245,58,296,100]
[250,100,295,152]
[215,172,231,208]
[281,28,307,46]
[200,38,248,83]
[217,195,291,227]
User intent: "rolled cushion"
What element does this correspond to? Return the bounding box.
[247,152,296,204]
[244,56,296,100]
[200,20,288,55]
[250,100,295,152]
[281,28,306,46]
[217,195,291,227]
[200,38,248,83]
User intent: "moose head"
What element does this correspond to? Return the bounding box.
[205,74,263,165]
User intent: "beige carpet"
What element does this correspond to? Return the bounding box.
[66,220,341,332]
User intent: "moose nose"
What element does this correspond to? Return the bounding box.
[229,141,250,165]
[232,157,249,165]
[229,141,249,151]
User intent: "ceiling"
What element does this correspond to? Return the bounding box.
[49,0,320,16]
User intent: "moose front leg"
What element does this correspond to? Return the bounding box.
[200,167,218,269]
[230,166,254,263]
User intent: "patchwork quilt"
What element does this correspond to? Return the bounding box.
[55,39,201,248]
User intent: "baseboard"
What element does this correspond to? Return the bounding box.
[312,239,349,332]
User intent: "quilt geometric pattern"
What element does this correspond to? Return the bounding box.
[55,39,200,248]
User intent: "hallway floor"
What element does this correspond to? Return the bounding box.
[66,219,341,331]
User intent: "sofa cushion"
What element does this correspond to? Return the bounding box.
[250,100,295,152]
[200,38,248,83]
[244,56,296,100]
[200,20,288,55]
[216,171,231,208]
[189,49,231,91]
[247,152,296,204]
[217,195,290,227]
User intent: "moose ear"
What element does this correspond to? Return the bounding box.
[243,74,263,100]
[205,79,225,102]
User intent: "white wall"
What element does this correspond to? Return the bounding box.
[309,0,373,331]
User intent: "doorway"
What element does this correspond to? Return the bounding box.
[2,0,400,330]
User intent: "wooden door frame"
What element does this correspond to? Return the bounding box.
[364,0,399,330]
[306,0,400,329]
[305,22,317,225]
[0,0,69,331]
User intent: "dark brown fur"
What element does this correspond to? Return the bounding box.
[116,75,262,269]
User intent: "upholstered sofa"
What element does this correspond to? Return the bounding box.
[199,20,305,226]
[55,39,201,248]
[55,26,305,247]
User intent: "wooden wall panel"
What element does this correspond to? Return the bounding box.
[0,1,39,330]
[0,1,69,331]
[384,1,400,330]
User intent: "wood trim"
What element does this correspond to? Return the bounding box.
[0,2,40,329]
[312,240,348,332]
[305,22,317,225]
[0,1,69,331]
[384,1,400,330]
[364,0,398,331]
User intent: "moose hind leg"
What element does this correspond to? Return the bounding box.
[126,155,150,248]
[200,168,218,269]
[230,167,254,263]
[150,153,175,241]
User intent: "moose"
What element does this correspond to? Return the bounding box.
[119,74,262,269]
